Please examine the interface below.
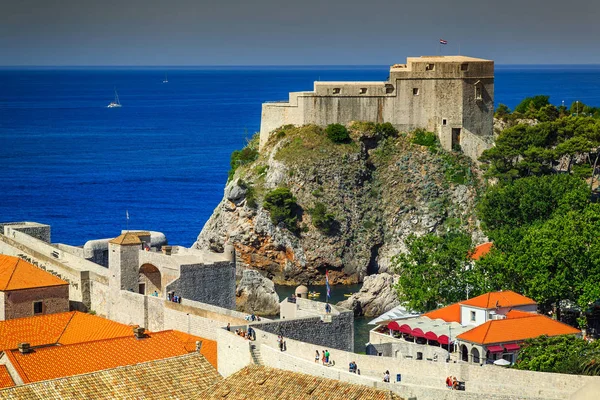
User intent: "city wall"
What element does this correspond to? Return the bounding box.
[249,332,596,400]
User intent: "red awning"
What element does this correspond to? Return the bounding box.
[387,321,401,330]
[487,345,504,353]
[424,331,438,341]
[504,343,521,351]
[399,324,412,334]
[411,328,425,338]
[437,335,450,345]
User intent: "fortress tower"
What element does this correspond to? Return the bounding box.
[260,55,494,161]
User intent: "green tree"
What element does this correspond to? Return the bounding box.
[263,188,300,233]
[392,230,474,312]
[494,103,511,119]
[537,104,559,122]
[325,124,351,143]
[309,202,336,235]
[514,95,550,114]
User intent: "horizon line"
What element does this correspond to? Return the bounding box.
[1,63,600,69]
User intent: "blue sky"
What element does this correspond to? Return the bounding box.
[1,0,598,66]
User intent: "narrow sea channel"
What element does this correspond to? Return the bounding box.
[274,283,372,353]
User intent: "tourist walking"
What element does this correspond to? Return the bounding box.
[315,350,320,363]
[325,303,331,314]
[322,349,326,365]
[226,323,230,332]
[325,349,330,364]
[383,370,390,382]
[277,335,283,351]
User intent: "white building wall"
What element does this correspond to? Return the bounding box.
[460,305,487,326]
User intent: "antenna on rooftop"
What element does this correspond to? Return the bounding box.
[126,210,129,232]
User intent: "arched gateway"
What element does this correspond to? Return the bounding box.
[138,263,161,295]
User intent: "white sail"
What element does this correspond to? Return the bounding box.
[107,89,121,108]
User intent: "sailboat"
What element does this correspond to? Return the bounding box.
[162,73,168,84]
[107,89,122,108]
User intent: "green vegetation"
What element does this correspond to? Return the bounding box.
[325,123,351,143]
[515,335,600,375]
[309,202,336,235]
[514,95,551,115]
[238,179,257,208]
[228,134,260,181]
[480,116,600,180]
[392,230,473,312]
[263,188,300,233]
[411,128,438,148]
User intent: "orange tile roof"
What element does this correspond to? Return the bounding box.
[505,310,537,319]
[108,232,142,245]
[6,330,191,383]
[470,242,493,260]
[0,311,133,350]
[172,330,218,369]
[457,314,580,345]
[0,366,15,389]
[422,302,461,323]
[461,290,537,309]
[0,255,67,291]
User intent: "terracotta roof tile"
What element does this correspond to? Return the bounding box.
[457,314,580,345]
[470,242,493,260]
[0,311,133,350]
[172,330,218,369]
[422,302,461,323]
[461,290,537,309]
[0,353,220,400]
[0,366,14,389]
[0,255,67,291]
[199,365,404,400]
[6,330,191,383]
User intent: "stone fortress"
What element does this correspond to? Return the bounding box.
[260,55,494,161]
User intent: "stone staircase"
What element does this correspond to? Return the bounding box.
[249,343,264,365]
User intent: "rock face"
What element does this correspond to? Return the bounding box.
[195,124,485,286]
[337,273,399,317]
[235,269,280,316]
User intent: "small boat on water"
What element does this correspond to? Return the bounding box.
[308,291,320,298]
[163,73,168,84]
[107,89,122,108]
[343,293,353,297]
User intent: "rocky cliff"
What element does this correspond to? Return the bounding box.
[194,123,485,286]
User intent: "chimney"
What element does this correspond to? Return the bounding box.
[162,245,172,256]
[18,343,32,354]
[133,327,146,339]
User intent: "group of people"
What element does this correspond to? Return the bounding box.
[348,361,359,374]
[234,327,255,340]
[315,349,332,366]
[445,376,460,390]
[277,335,287,351]
[244,314,261,322]
[167,292,181,303]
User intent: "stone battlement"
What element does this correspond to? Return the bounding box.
[260,55,495,161]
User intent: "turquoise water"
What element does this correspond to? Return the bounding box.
[275,284,372,353]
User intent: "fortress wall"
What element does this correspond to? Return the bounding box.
[216,328,252,377]
[0,222,51,243]
[252,330,592,399]
[165,261,236,309]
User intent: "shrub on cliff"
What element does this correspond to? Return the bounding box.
[375,122,398,138]
[228,147,259,181]
[326,124,351,143]
[263,188,300,233]
[309,202,337,235]
[411,129,437,148]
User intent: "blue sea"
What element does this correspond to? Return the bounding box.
[1,65,600,246]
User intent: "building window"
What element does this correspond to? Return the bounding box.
[359,88,367,94]
[470,311,476,322]
[417,352,423,360]
[413,88,419,96]
[461,63,469,71]
[385,85,394,94]
[442,119,447,126]
[475,85,482,101]
[33,301,43,314]
[425,63,435,71]
[332,88,341,94]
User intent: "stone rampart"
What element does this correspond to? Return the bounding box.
[0,222,50,243]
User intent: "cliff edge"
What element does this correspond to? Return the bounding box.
[194,123,485,285]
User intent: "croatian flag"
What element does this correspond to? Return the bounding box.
[440,39,448,45]
[325,270,331,300]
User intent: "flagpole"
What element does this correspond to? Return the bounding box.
[126,210,129,232]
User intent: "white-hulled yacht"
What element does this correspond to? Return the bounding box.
[107,89,122,108]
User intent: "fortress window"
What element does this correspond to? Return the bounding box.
[33,301,43,314]
[385,85,394,94]
[332,88,341,94]
[359,88,367,94]
[413,88,419,96]
[475,85,482,101]
[442,119,447,126]
[425,63,435,71]
[461,63,469,71]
